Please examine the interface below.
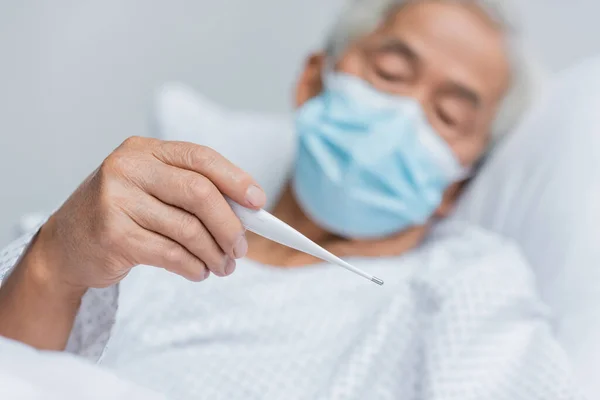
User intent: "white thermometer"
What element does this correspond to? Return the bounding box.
[226,198,384,286]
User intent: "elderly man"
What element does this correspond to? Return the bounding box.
[0,0,581,399]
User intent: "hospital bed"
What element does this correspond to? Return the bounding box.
[12,56,600,398]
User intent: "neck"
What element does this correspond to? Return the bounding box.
[245,184,429,267]
[271,186,337,244]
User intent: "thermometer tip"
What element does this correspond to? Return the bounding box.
[371,277,384,286]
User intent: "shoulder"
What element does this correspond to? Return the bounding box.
[411,220,541,309]
[423,219,529,274]
[426,219,522,261]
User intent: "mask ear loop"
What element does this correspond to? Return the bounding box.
[322,53,336,74]
[449,155,473,182]
[320,58,337,90]
[458,131,502,182]
[460,149,489,183]
[458,167,474,182]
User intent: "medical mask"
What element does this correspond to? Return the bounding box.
[292,72,469,239]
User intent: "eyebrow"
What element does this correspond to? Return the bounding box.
[378,38,419,67]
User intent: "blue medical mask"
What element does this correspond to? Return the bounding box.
[292,72,469,239]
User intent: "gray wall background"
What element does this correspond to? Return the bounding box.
[0,0,598,246]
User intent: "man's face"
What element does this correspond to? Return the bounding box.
[296,1,511,168]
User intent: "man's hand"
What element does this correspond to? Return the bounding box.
[0,136,266,350]
[41,136,266,288]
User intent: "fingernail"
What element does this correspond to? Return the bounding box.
[233,233,248,259]
[245,185,266,208]
[225,258,236,276]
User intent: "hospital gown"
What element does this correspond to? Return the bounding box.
[0,221,583,400]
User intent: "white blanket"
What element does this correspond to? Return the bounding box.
[0,337,166,399]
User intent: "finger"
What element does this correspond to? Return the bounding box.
[126,192,236,277]
[152,141,266,209]
[128,221,210,282]
[139,163,248,261]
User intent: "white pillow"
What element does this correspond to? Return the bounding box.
[152,82,296,211]
[453,57,600,397]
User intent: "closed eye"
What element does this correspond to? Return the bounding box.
[370,39,418,83]
[373,52,414,82]
[436,96,476,130]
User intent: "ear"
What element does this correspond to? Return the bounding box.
[295,52,326,107]
[434,181,467,218]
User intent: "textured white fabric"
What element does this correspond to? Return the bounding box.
[15,220,574,399]
[0,226,118,362]
[0,221,582,399]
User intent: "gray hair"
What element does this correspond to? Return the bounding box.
[324,0,543,147]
